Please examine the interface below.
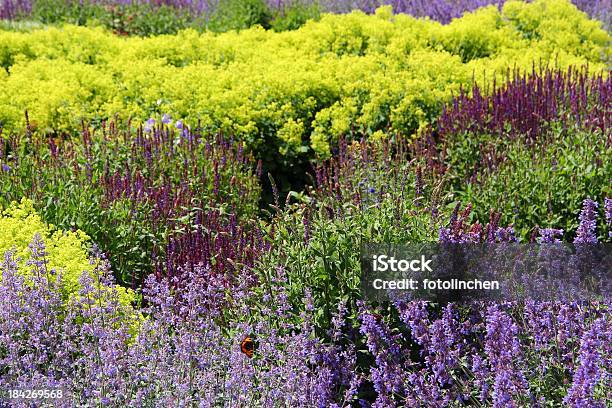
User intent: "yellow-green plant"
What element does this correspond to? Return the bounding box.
[0,0,608,157]
[0,198,136,306]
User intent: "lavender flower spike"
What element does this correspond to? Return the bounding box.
[604,197,611,238]
[563,317,610,408]
[574,199,599,244]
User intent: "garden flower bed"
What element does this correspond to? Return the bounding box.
[0,0,610,406]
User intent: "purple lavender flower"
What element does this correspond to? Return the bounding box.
[1,163,10,172]
[604,197,611,238]
[574,199,599,244]
[175,120,183,130]
[426,312,459,386]
[0,0,32,19]
[0,240,359,406]
[523,300,555,354]
[358,301,409,404]
[538,228,564,244]
[472,354,491,401]
[496,226,517,243]
[2,233,610,405]
[484,305,527,406]
[161,114,172,125]
[563,317,610,408]
[492,369,518,408]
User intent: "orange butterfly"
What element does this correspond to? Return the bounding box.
[240,337,254,358]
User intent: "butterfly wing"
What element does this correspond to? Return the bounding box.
[241,337,254,358]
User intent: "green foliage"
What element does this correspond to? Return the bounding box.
[445,128,611,239]
[30,0,107,26]
[271,2,320,32]
[23,0,312,36]
[0,197,136,305]
[265,200,438,326]
[30,0,191,35]
[208,0,272,32]
[0,0,607,162]
[0,20,45,33]
[97,4,196,36]
[256,140,443,327]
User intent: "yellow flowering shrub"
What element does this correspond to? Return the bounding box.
[0,0,608,156]
[0,198,136,306]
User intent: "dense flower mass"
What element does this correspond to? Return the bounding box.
[0,0,610,406]
[416,67,610,182]
[0,0,608,160]
[1,210,610,405]
[0,198,136,303]
[431,67,609,146]
[563,316,611,408]
[410,66,610,238]
[0,120,261,286]
[0,248,361,406]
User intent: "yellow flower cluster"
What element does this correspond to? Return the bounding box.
[0,198,136,306]
[0,0,608,156]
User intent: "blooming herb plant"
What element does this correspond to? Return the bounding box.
[0,0,610,406]
[0,119,261,287]
[1,198,610,406]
